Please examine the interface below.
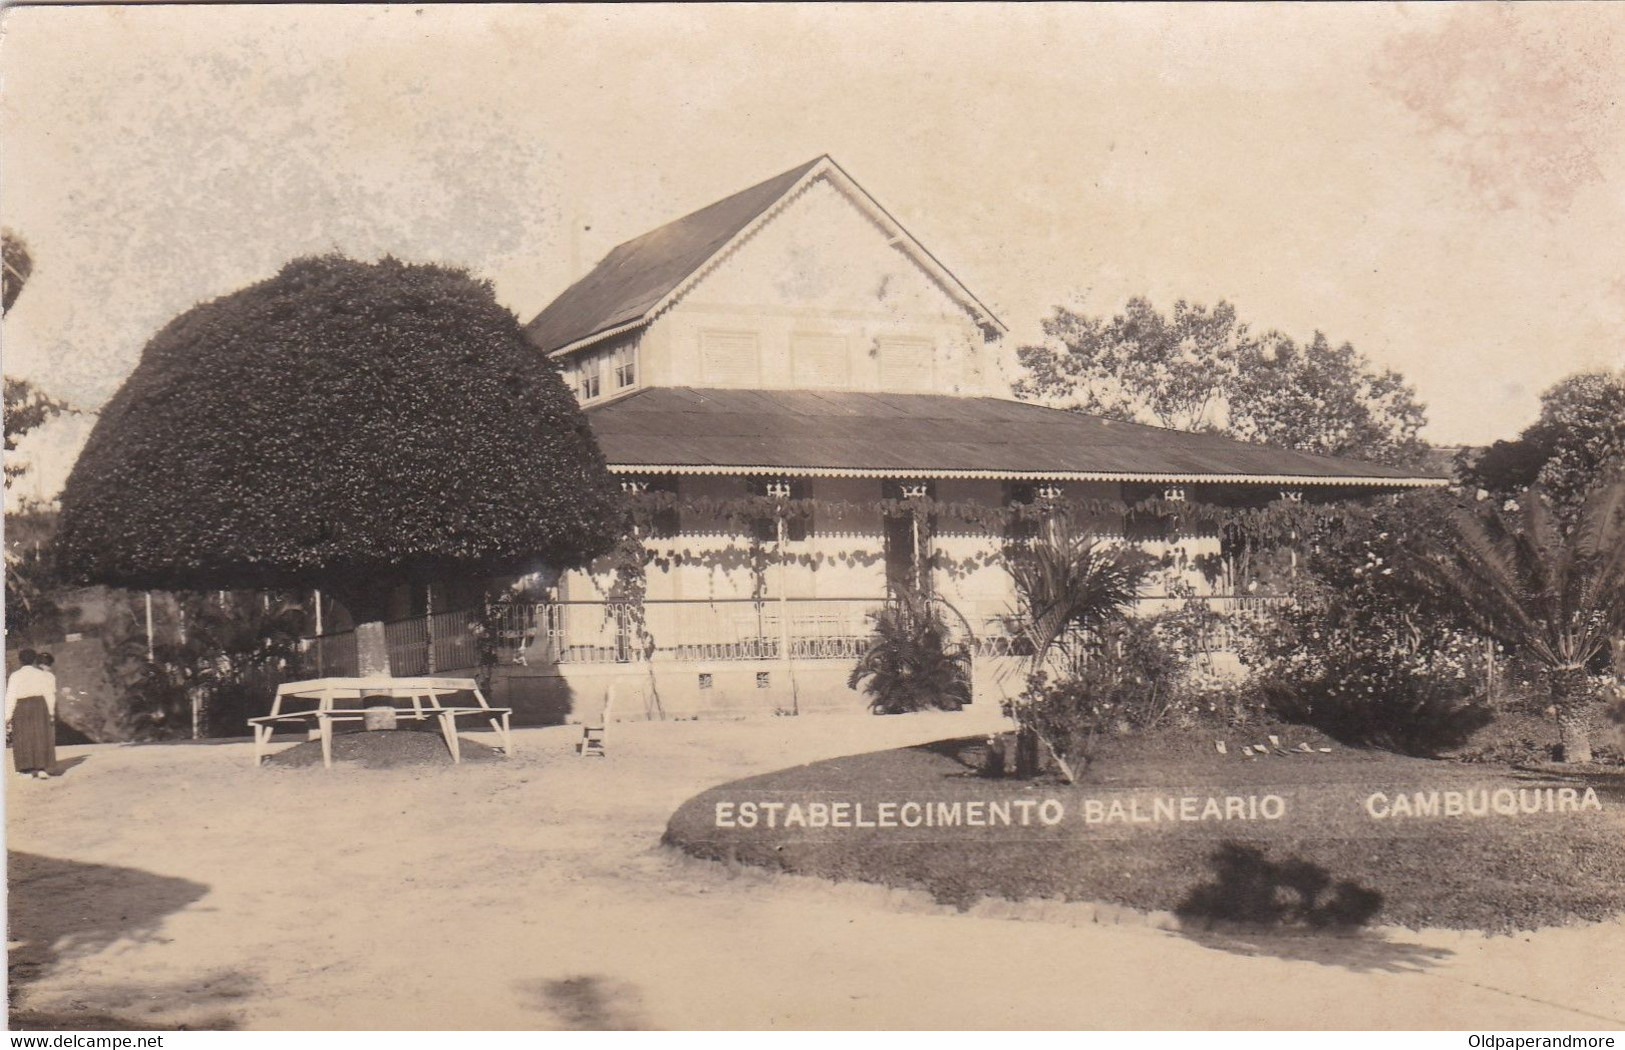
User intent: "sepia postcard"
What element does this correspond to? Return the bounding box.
[3,2,1623,1036]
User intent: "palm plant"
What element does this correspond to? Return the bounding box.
[1004,523,1151,778]
[848,590,972,715]
[1007,523,1150,675]
[1405,476,1625,763]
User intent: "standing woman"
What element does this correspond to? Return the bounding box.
[6,649,59,779]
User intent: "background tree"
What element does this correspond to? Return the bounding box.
[3,228,32,315]
[1014,297,1430,467]
[1227,332,1430,467]
[54,255,623,679]
[1457,368,1625,515]
[3,503,72,645]
[1013,298,1245,433]
[5,377,74,489]
[99,590,311,740]
[4,230,76,491]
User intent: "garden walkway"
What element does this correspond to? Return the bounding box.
[7,709,1622,1030]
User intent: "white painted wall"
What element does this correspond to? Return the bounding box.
[634,174,995,396]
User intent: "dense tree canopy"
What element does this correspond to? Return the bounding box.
[1457,369,1625,515]
[1013,297,1430,467]
[55,255,623,622]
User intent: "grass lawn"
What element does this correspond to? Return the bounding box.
[664,725,1625,934]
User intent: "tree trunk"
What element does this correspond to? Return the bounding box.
[355,622,397,730]
[1550,666,1593,765]
[981,734,1006,778]
[1014,726,1041,778]
[355,621,391,677]
[1558,712,1593,765]
[330,582,399,731]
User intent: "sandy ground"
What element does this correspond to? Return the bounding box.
[7,707,1624,1031]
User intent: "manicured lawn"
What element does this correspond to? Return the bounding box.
[664,727,1625,933]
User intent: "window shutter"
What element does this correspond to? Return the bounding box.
[700,330,760,385]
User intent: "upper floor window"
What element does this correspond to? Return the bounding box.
[577,355,603,402]
[877,336,935,391]
[700,329,760,385]
[611,344,637,390]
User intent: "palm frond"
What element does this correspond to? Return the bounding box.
[1006,523,1148,673]
[1406,480,1624,675]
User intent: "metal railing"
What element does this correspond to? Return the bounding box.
[301,593,1289,673]
[305,631,359,678]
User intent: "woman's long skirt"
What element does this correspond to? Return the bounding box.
[11,697,56,773]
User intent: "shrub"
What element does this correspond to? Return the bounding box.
[1010,616,1200,776]
[1003,525,1153,777]
[1240,580,1494,755]
[99,590,313,739]
[848,594,971,715]
[1230,491,1504,756]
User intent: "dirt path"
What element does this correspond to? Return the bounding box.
[8,710,1623,1030]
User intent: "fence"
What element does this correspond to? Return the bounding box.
[482,599,886,664]
[300,593,1282,675]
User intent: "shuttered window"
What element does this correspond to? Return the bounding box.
[791,334,849,389]
[878,337,935,391]
[700,330,760,385]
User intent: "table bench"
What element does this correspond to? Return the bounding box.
[249,676,513,769]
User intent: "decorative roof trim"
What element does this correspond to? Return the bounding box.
[603,462,1449,487]
[820,155,1007,336]
[546,318,647,359]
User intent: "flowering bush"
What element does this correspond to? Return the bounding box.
[1237,494,1496,755]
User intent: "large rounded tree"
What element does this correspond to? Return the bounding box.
[55,255,623,676]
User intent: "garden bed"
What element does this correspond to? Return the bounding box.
[664,728,1625,934]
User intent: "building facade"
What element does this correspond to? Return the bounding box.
[370,156,1444,723]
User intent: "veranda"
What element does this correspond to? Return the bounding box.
[294,485,1352,722]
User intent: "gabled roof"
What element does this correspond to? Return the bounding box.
[524,156,1005,356]
[585,387,1447,488]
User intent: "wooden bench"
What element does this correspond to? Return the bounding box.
[249,676,513,769]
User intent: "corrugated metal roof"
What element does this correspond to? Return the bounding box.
[585,387,1447,486]
[524,158,825,356]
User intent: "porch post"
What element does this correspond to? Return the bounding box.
[770,479,798,714]
[425,583,436,674]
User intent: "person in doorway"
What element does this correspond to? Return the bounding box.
[6,648,59,779]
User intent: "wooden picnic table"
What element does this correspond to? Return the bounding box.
[249,676,513,769]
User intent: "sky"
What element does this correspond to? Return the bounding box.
[3,3,1623,506]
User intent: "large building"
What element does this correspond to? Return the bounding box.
[351,156,1443,722]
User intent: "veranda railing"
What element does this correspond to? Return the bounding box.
[301,593,1287,673]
